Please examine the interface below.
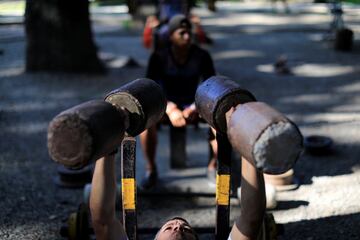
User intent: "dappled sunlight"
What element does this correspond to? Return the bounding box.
[0,1,25,15]
[259,63,357,78]
[90,5,128,14]
[280,94,335,104]
[210,32,230,40]
[330,102,360,112]
[274,173,360,224]
[0,67,24,77]
[288,112,359,131]
[47,91,79,100]
[1,122,48,134]
[292,64,355,78]
[336,81,360,93]
[307,33,327,41]
[256,64,274,74]
[0,101,59,112]
[202,13,330,27]
[9,86,76,99]
[301,112,360,124]
[213,49,263,60]
[215,1,330,15]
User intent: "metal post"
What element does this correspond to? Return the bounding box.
[170,126,187,168]
[215,133,232,240]
[121,136,137,240]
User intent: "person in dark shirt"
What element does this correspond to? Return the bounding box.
[140,14,217,189]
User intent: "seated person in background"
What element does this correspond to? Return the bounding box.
[90,152,266,240]
[140,14,217,189]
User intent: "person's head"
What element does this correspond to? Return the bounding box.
[154,217,199,240]
[168,14,192,48]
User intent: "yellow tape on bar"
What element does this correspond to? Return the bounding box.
[216,174,230,205]
[122,178,136,210]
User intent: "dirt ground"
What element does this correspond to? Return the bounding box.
[0,1,360,239]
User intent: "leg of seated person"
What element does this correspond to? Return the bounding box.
[208,139,217,165]
[209,127,217,170]
[139,125,158,188]
[207,127,217,184]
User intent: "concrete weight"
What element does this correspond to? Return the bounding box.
[104,78,167,136]
[48,100,128,169]
[227,102,303,174]
[195,77,303,174]
[195,76,255,134]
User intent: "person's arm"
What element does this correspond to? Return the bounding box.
[166,101,186,127]
[230,157,266,240]
[182,103,198,123]
[90,154,128,240]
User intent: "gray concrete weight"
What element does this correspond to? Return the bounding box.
[195,77,303,174]
[104,78,167,136]
[227,102,303,174]
[195,76,256,134]
[48,100,128,169]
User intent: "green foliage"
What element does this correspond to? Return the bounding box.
[92,0,126,6]
[0,1,25,15]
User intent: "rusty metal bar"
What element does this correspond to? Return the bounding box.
[121,136,137,240]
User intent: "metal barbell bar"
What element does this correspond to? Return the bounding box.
[47,78,166,169]
[195,76,303,174]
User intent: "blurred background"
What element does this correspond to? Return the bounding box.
[0,0,360,239]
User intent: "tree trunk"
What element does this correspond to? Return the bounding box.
[25,0,105,73]
[126,0,138,16]
[207,0,216,12]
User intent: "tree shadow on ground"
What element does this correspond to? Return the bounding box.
[295,142,360,185]
[273,200,309,211]
[279,212,360,240]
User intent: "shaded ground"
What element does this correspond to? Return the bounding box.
[0,1,360,239]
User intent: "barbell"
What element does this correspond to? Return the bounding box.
[195,76,303,174]
[47,78,166,169]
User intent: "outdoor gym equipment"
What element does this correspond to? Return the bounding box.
[48,100,128,169]
[49,78,166,240]
[48,78,166,169]
[195,76,303,175]
[194,76,302,239]
[52,76,294,240]
[60,203,91,240]
[104,78,166,137]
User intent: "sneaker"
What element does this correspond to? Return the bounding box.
[207,168,216,187]
[140,171,158,190]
